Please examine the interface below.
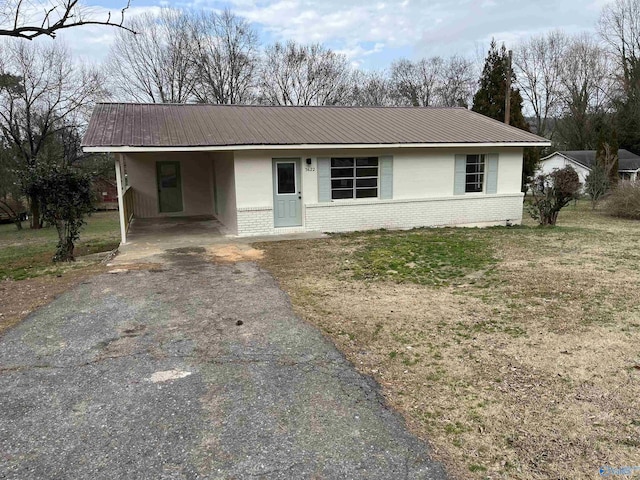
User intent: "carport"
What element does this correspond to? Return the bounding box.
[109,150,238,245]
[114,215,230,264]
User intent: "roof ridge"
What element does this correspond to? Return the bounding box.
[94,102,468,110]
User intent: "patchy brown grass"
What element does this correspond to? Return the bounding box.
[256,202,640,480]
[0,264,109,335]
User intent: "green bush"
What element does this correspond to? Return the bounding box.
[23,167,94,261]
[605,181,640,220]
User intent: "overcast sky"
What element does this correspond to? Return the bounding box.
[45,0,612,69]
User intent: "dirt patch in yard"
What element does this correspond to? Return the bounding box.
[0,264,108,335]
[206,244,264,263]
[256,203,640,480]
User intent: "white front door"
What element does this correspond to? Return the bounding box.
[273,159,302,227]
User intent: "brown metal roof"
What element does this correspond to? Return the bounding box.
[82,103,550,149]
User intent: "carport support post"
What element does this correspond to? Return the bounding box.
[114,154,127,244]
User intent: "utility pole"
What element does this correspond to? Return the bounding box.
[504,49,512,125]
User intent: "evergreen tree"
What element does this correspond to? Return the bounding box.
[615,91,640,155]
[472,40,539,190]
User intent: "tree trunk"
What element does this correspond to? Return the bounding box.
[29,195,41,230]
[53,220,75,262]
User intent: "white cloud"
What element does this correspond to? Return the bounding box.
[1,0,607,70]
[233,0,445,48]
[227,0,606,64]
[336,42,385,61]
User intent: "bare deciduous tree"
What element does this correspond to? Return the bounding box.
[599,0,640,90]
[438,55,476,107]
[190,9,259,104]
[390,57,442,106]
[556,34,613,149]
[390,55,474,107]
[599,0,640,156]
[107,8,196,103]
[258,41,353,106]
[514,30,568,138]
[0,39,105,227]
[0,0,134,40]
[350,70,393,106]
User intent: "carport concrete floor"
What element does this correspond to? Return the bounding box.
[0,246,447,479]
[117,216,326,265]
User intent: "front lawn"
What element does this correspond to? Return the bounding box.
[257,201,640,479]
[0,211,120,280]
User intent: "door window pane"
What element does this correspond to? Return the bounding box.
[277,163,296,194]
[160,164,177,188]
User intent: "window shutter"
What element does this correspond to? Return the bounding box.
[317,157,331,202]
[486,153,499,194]
[379,155,393,199]
[454,154,466,195]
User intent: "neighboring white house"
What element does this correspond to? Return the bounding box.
[538,150,640,186]
[81,103,550,242]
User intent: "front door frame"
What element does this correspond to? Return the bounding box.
[272,158,302,228]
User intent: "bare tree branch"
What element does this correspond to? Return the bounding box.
[0,40,108,226]
[0,0,135,40]
[190,8,259,104]
[555,34,614,149]
[106,8,196,103]
[390,55,474,107]
[599,0,640,91]
[258,41,352,106]
[514,30,569,138]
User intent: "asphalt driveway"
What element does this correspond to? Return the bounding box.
[0,247,446,479]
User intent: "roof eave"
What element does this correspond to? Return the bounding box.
[540,152,592,169]
[83,141,551,153]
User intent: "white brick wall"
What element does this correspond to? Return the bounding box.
[305,194,523,232]
[236,207,274,237]
[235,194,524,236]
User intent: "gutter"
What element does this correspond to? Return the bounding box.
[83,141,551,153]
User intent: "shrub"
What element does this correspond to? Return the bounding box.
[23,167,94,261]
[526,166,581,226]
[604,181,640,220]
[584,163,609,209]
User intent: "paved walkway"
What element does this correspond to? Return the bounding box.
[0,247,446,479]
